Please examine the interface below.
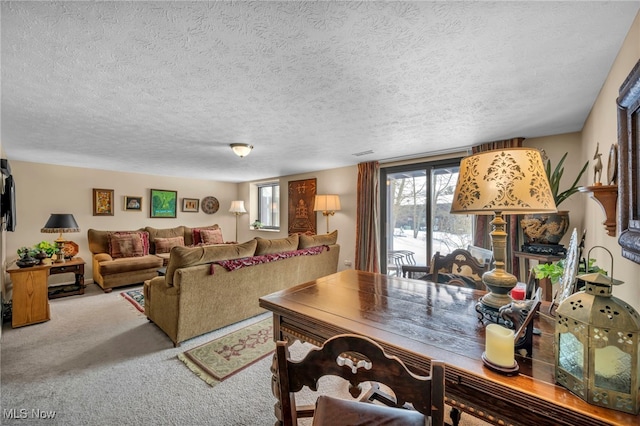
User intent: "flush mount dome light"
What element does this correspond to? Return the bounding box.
[230,143,253,158]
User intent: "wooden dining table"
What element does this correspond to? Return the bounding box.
[259,269,638,426]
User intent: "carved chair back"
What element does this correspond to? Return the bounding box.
[273,334,445,426]
[429,248,490,289]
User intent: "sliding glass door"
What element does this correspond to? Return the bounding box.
[381,159,473,275]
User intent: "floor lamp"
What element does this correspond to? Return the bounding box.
[229,200,247,242]
[450,148,556,321]
[313,195,341,233]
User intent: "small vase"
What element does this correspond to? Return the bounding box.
[34,251,49,264]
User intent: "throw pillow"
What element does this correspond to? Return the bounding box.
[299,230,338,249]
[200,229,224,245]
[155,236,185,254]
[108,231,150,258]
[255,234,299,255]
[191,225,220,245]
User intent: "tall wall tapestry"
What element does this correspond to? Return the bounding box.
[288,178,316,234]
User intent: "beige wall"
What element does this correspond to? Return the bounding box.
[580,11,640,312]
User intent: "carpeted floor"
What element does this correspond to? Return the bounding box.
[1,283,490,426]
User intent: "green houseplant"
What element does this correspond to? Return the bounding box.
[544,151,589,207]
[521,151,588,245]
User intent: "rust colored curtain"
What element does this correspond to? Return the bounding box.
[472,138,524,279]
[355,161,380,273]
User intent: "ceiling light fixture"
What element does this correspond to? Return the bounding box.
[230,143,253,158]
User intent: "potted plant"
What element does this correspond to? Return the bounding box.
[533,257,605,289]
[251,220,263,230]
[35,240,57,257]
[521,151,588,245]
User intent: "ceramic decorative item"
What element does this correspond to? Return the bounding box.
[16,256,38,268]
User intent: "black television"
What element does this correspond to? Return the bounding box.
[2,174,16,232]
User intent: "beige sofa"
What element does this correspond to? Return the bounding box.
[87,224,221,292]
[143,232,340,346]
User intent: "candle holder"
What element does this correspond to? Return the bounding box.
[481,352,519,375]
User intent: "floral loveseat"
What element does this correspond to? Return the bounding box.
[143,231,340,346]
[87,224,223,292]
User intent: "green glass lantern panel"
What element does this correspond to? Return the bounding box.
[559,332,584,379]
[594,345,631,392]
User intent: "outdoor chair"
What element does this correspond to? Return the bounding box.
[273,334,445,426]
[427,248,490,290]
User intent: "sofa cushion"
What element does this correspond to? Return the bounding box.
[299,230,338,249]
[200,229,224,245]
[164,239,257,285]
[145,226,185,253]
[189,225,221,245]
[155,236,185,254]
[99,255,163,276]
[108,231,150,259]
[255,234,299,255]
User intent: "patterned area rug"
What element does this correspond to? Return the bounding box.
[178,318,274,387]
[120,288,144,312]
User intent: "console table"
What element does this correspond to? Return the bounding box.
[259,270,637,426]
[514,251,564,301]
[7,257,86,327]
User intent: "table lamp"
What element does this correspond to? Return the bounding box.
[229,200,247,242]
[41,213,80,263]
[450,148,556,320]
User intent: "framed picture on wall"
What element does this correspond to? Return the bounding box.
[288,178,317,234]
[182,198,199,212]
[124,196,142,211]
[150,189,177,218]
[93,188,114,216]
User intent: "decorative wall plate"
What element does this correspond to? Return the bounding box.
[607,143,617,185]
[201,196,219,214]
[61,241,79,258]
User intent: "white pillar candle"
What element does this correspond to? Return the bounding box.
[485,324,515,367]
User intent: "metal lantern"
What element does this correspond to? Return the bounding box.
[555,246,640,414]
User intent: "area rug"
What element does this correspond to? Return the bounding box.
[120,288,144,312]
[178,318,274,387]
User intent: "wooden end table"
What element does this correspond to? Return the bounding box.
[7,257,86,327]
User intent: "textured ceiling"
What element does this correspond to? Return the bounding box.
[2,1,639,183]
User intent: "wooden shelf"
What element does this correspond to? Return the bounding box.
[578,185,618,236]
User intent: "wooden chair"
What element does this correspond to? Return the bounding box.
[429,248,490,289]
[272,334,445,426]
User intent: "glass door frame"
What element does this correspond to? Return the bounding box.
[380,158,464,275]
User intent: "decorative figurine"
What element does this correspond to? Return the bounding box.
[593,142,603,185]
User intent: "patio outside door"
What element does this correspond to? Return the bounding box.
[381,160,473,275]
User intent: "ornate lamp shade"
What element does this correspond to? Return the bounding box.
[451,148,556,314]
[555,247,640,414]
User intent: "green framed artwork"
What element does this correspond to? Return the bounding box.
[150,189,177,218]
